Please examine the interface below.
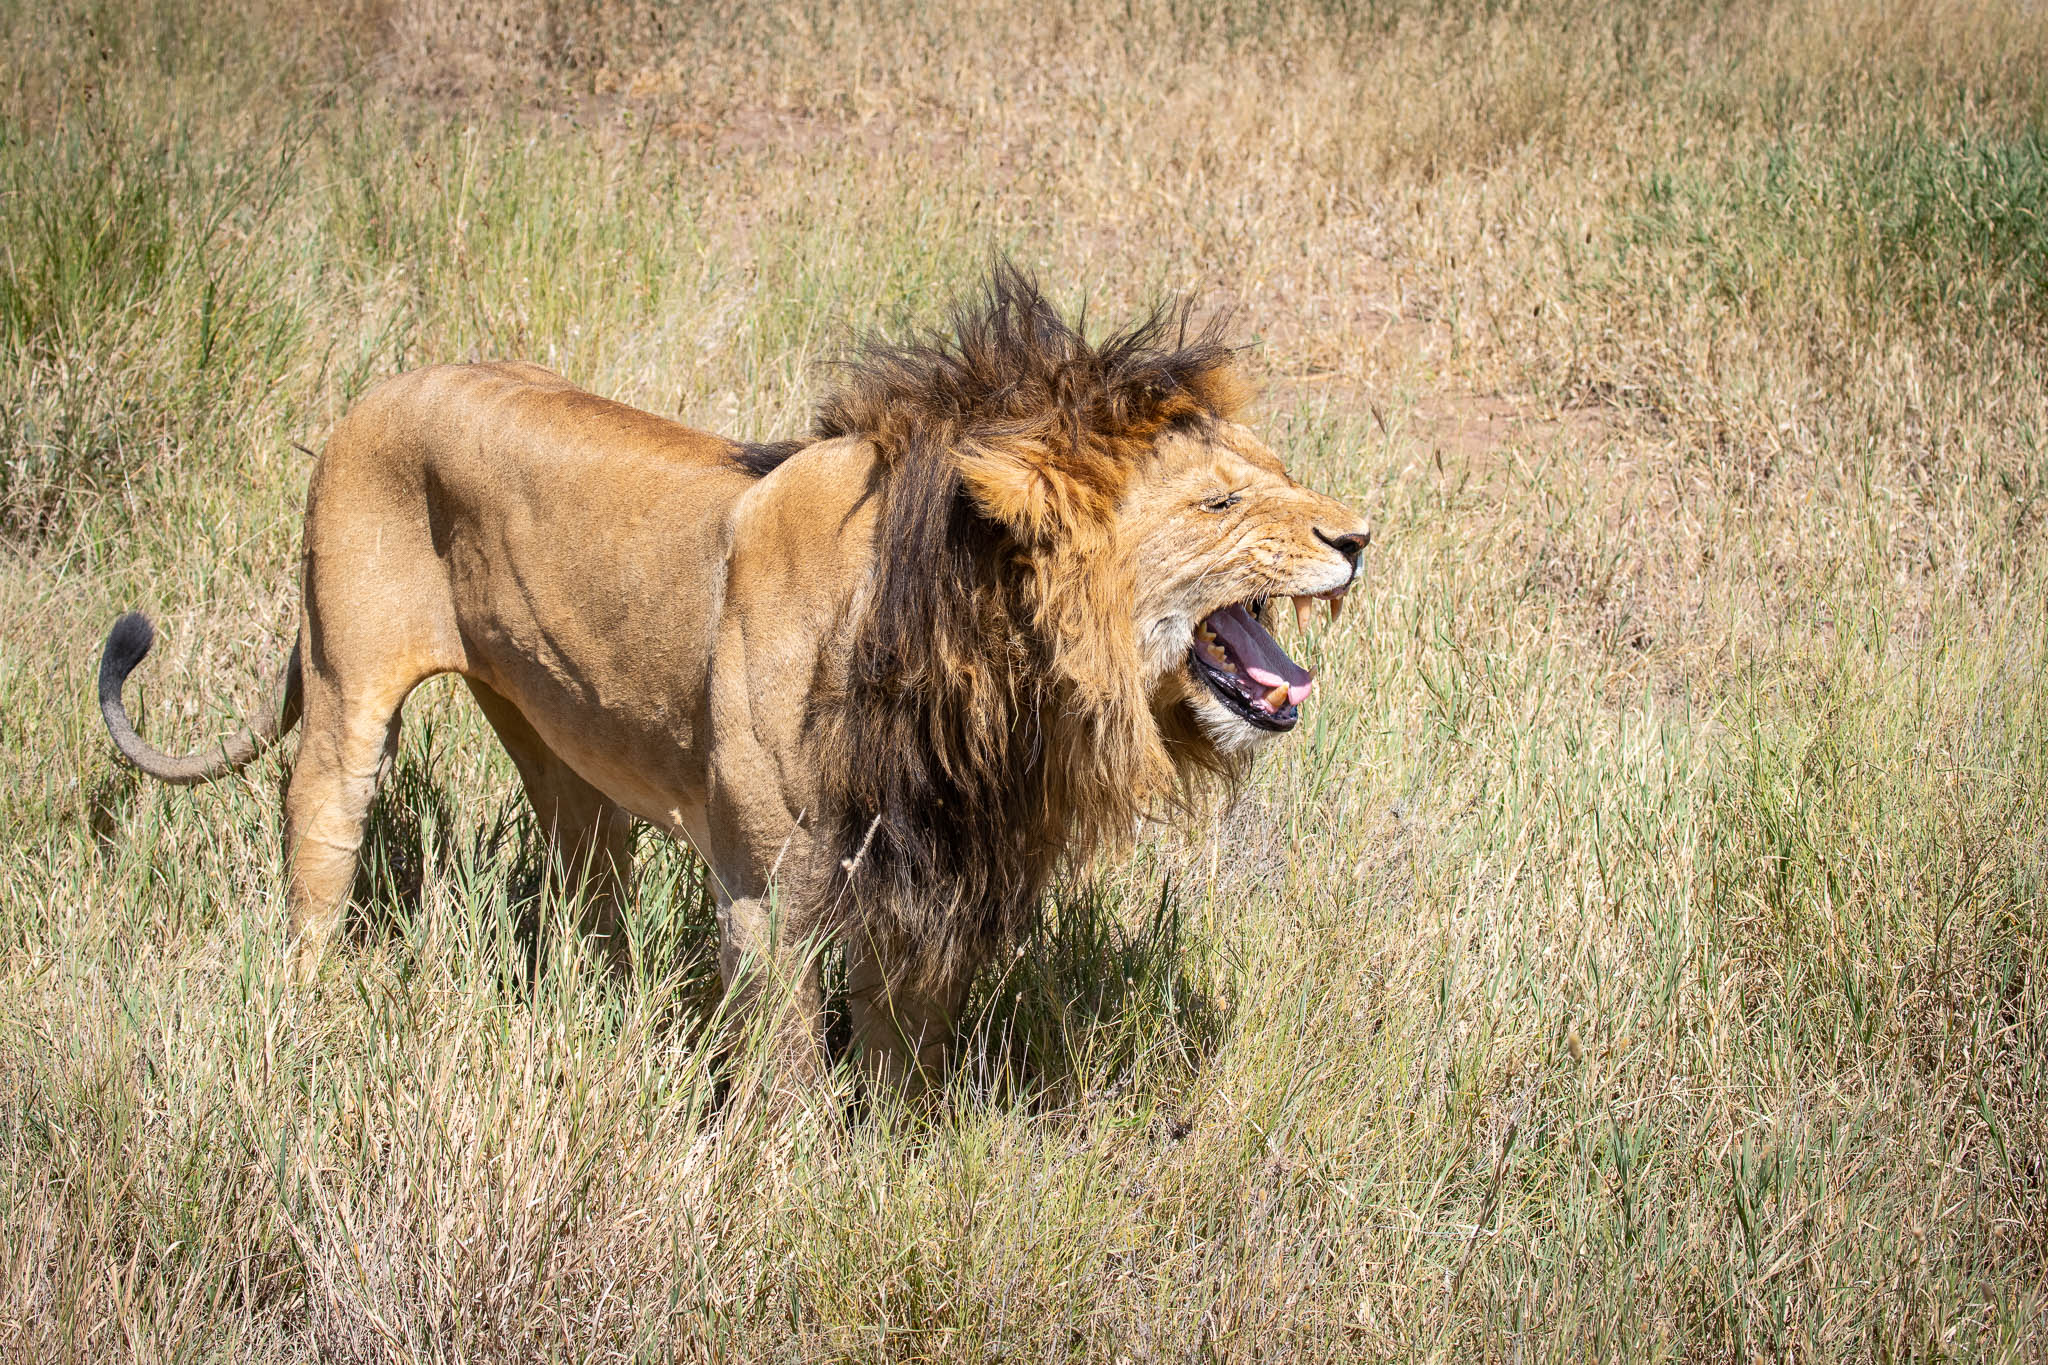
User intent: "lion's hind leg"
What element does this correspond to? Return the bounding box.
[465,680,635,974]
[284,671,414,984]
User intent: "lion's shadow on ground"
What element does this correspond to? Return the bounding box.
[348,733,1225,1108]
[938,877,1226,1111]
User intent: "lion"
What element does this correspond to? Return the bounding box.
[97,268,1371,1091]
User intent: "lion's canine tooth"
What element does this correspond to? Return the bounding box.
[1293,595,1312,631]
[1263,683,1289,710]
[1327,590,1346,622]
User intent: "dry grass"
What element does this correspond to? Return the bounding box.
[4,0,2048,1358]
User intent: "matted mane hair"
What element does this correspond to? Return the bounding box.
[742,266,1249,983]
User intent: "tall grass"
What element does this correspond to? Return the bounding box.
[3,0,2047,1358]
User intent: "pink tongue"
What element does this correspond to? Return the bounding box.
[1208,604,1315,705]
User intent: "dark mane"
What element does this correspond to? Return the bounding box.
[795,265,1248,983]
[729,438,807,478]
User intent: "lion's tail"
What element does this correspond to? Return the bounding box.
[98,612,303,786]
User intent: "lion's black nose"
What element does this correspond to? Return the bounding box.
[1315,526,1371,562]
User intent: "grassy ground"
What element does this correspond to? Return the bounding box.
[4,0,2048,1358]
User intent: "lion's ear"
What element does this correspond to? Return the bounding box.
[956,443,1062,538]
[956,439,1116,541]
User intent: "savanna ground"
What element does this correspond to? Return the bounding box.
[4,0,2048,1358]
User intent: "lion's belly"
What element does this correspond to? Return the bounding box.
[450,556,723,840]
[380,367,748,842]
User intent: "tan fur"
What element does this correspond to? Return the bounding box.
[97,276,1371,1093]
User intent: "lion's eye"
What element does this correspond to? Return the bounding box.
[1201,491,1242,512]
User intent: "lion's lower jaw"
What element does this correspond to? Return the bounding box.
[1188,692,1284,756]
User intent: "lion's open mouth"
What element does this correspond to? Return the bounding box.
[1188,601,1316,731]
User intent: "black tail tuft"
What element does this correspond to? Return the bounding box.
[99,612,156,708]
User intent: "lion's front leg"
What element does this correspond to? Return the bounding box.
[706,821,832,1089]
[718,894,825,1060]
[846,934,971,1102]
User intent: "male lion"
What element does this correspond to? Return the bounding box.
[98,269,1371,1090]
